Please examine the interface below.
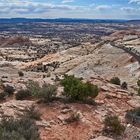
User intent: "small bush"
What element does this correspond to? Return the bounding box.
[138,88,140,96]
[121,82,127,89]
[0,114,40,140]
[3,85,15,95]
[18,71,24,77]
[46,72,51,77]
[21,105,41,120]
[16,89,31,100]
[27,80,57,102]
[0,92,8,100]
[137,79,140,87]
[26,81,40,97]
[37,84,57,102]
[43,74,46,78]
[61,75,99,101]
[104,115,125,135]
[125,107,140,125]
[110,77,121,85]
[126,107,140,117]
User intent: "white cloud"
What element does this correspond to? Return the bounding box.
[121,7,135,11]
[62,0,74,4]
[95,5,111,11]
[0,0,139,19]
[129,0,140,4]
[0,1,82,15]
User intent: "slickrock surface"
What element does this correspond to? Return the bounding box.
[0,100,35,118]
[0,24,140,140]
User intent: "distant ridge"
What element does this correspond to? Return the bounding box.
[0,18,129,23]
[127,20,140,23]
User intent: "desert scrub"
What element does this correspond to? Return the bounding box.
[121,82,128,89]
[137,80,140,96]
[3,85,15,95]
[37,84,57,102]
[20,105,41,121]
[137,79,140,87]
[18,71,24,77]
[125,107,140,125]
[61,75,99,101]
[26,80,40,97]
[16,89,31,100]
[138,88,140,96]
[27,80,57,102]
[0,112,40,140]
[104,115,125,135]
[110,77,121,85]
[0,92,8,100]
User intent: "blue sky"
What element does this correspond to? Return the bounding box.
[0,0,140,19]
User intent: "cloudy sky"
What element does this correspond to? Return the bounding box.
[0,0,140,19]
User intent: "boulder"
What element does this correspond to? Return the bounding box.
[2,82,14,88]
[36,120,51,128]
[101,86,110,92]
[61,106,72,114]
[1,78,12,83]
[91,136,114,140]
[127,96,140,108]
[124,124,140,140]
[15,83,26,91]
[0,100,35,118]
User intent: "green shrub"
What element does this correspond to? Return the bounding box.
[61,75,99,101]
[43,74,46,78]
[0,114,40,140]
[104,115,125,135]
[121,82,127,89]
[125,107,140,125]
[0,92,8,100]
[21,105,41,120]
[27,80,57,102]
[16,89,31,100]
[26,81,41,97]
[110,77,121,85]
[126,107,140,117]
[37,84,57,102]
[46,72,51,77]
[138,88,140,96]
[3,85,15,95]
[18,71,24,77]
[137,79,140,87]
